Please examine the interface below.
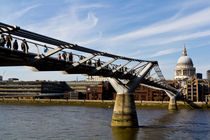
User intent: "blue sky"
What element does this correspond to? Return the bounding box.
[0,0,210,81]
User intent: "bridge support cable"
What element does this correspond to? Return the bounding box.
[153,64,166,82]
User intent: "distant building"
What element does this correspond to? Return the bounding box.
[185,77,209,102]
[196,73,202,79]
[0,76,2,81]
[85,75,108,82]
[0,81,68,98]
[8,78,19,81]
[207,70,210,81]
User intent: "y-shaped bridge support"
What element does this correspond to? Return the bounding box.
[165,90,182,110]
[109,62,154,127]
[140,83,181,110]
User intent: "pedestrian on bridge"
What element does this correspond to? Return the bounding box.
[13,40,18,50]
[58,53,61,60]
[6,34,12,49]
[21,39,29,53]
[97,58,101,67]
[62,51,67,61]
[68,52,73,62]
[88,59,92,66]
[0,34,6,47]
[44,45,48,53]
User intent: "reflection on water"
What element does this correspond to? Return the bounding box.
[0,105,209,140]
[112,127,138,140]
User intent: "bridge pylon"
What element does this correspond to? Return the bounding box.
[168,96,178,110]
[109,62,154,127]
[165,90,178,110]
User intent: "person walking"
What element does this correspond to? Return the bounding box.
[88,59,92,66]
[68,52,73,62]
[97,58,101,67]
[44,45,48,53]
[13,39,18,50]
[0,34,6,47]
[21,39,29,53]
[6,34,12,49]
[62,51,67,61]
[58,53,61,60]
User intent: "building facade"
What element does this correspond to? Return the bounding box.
[185,77,210,102]
[207,70,210,81]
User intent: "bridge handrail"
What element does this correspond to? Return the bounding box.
[0,22,154,63]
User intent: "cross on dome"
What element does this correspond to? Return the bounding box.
[183,44,187,56]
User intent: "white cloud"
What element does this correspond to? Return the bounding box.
[149,48,178,57]
[141,30,210,47]
[108,7,210,42]
[6,4,40,22]
[26,5,101,45]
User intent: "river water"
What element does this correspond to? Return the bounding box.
[0,105,209,140]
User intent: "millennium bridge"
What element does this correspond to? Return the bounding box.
[0,22,181,127]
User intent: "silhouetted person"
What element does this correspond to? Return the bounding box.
[0,34,6,47]
[13,39,18,50]
[62,51,67,61]
[21,39,29,53]
[44,45,48,53]
[97,58,101,67]
[6,34,12,49]
[88,59,92,65]
[68,52,73,62]
[58,53,61,60]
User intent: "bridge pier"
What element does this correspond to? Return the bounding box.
[109,78,139,127]
[112,93,138,127]
[109,62,154,127]
[168,96,178,110]
[164,90,178,110]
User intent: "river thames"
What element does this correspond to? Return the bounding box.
[0,105,209,140]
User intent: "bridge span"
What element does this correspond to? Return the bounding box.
[0,22,181,127]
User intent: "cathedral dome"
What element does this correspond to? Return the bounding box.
[177,56,193,66]
[174,45,196,80]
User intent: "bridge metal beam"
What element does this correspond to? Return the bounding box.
[35,44,75,59]
[124,62,141,75]
[112,61,130,73]
[72,53,97,67]
[96,58,117,71]
[127,62,154,93]
[0,26,17,33]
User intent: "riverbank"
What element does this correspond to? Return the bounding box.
[0,98,209,109]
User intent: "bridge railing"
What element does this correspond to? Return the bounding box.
[0,33,137,74]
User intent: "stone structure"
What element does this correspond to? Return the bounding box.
[174,45,196,81]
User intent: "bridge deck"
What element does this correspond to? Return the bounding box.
[0,47,133,79]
